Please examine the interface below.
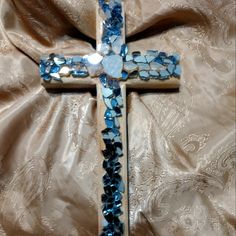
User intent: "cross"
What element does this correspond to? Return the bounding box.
[39,1,181,235]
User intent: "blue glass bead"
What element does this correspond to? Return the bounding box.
[125,55,133,62]
[159,70,170,79]
[121,71,128,81]
[105,118,115,128]
[111,98,118,108]
[167,64,175,75]
[102,87,113,98]
[72,56,83,64]
[154,57,163,64]
[66,57,73,65]
[147,50,159,57]
[114,117,120,128]
[134,56,146,63]
[113,87,121,96]
[116,147,123,157]
[145,55,155,63]
[43,74,51,82]
[71,70,88,78]
[139,71,149,80]
[149,70,159,79]
[163,58,173,65]
[118,180,125,193]
[158,51,167,58]
[100,74,108,87]
[53,56,65,66]
[137,63,150,71]
[50,64,60,73]
[39,62,46,76]
[173,65,181,77]
[132,51,141,58]
[104,98,113,109]
[120,44,128,57]
[116,95,123,107]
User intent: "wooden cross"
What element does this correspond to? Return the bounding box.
[39,1,181,235]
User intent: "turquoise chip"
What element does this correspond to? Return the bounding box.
[173,65,181,77]
[139,71,149,80]
[121,71,129,80]
[159,70,170,79]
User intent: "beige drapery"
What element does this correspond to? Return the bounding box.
[0,0,235,235]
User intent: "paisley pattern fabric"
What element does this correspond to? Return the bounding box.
[0,0,235,235]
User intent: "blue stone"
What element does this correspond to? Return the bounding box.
[145,55,155,63]
[116,95,123,107]
[121,71,128,81]
[173,65,181,77]
[71,70,88,78]
[154,57,163,64]
[158,52,167,58]
[167,64,175,75]
[104,98,113,109]
[118,180,125,193]
[163,58,173,65]
[72,56,83,64]
[102,87,113,98]
[120,44,128,57]
[134,56,146,63]
[54,56,66,66]
[132,51,141,58]
[159,70,170,79]
[100,74,107,87]
[50,64,60,73]
[149,70,159,79]
[66,58,73,65]
[114,117,120,128]
[105,118,115,128]
[139,71,149,80]
[125,55,133,62]
[39,62,46,76]
[147,50,159,57]
[43,74,51,82]
[137,63,150,70]
[111,98,118,108]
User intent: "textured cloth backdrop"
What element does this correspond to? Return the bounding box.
[0,0,235,235]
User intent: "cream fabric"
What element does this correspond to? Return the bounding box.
[0,0,235,235]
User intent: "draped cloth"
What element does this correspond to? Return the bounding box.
[0,0,235,235]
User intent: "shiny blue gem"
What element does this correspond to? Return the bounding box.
[159,70,170,79]
[173,65,181,78]
[43,74,51,82]
[50,64,60,73]
[120,44,128,57]
[71,70,88,78]
[149,70,159,79]
[147,50,159,57]
[100,74,108,87]
[105,119,115,128]
[121,71,128,81]
[139,71,150,80]
[102,87,113,98]
[132,51,141,58]
[72,56,83,64]
[158,51,167,58]
[167,64,175,75]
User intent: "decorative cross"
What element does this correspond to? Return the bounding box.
[39,0,181,235]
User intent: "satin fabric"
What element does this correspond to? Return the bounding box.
[0,0,235,235]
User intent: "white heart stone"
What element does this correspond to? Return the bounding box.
[102,55,123,78]
[84,53,104,77]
